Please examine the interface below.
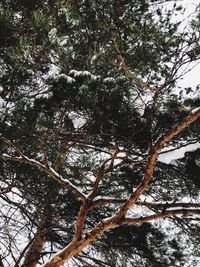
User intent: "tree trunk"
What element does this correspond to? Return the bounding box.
[22,215,47,267]
[22,232,46,267]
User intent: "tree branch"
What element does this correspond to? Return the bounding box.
[90,197,126,210]
[43,208,200,267]
[113,106,200,220]
[87,146,120,201]
[112,39,160,93]
[136,201,200,210]
[123,209,200,225]
[0,138,86,201]
[73,146,120,242]
[42,107,200,266]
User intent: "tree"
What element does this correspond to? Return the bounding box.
[0,0,200,266]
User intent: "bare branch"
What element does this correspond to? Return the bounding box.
[90,199,200,211]
[123,209,200,225]
[87,146,120,201]
[136,201,200,210]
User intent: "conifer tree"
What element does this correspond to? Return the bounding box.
[0,0,200,266]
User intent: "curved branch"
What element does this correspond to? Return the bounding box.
[87,146,119,201]
[1,138,86,201]
[43,208,200,267]
[73,146,120,241]
[114,106,200,220]
[43,107,200,266]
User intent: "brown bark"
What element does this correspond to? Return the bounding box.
[1,138,86,201]
[114,107,200,219]
[73,147,120,242]
[22,213,48,267]
[1,107,200,267]
[43,107,200,267]
[123,209,200,224]
[22,232,46,267]
[43,218,118,267]
[43,208,200,267]
[136,201,200,209]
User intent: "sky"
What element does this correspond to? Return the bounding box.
[156,0,200,163]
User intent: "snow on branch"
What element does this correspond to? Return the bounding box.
[89,198,200,211]
[123,209,200,225]
[42,208,200,267]
[3,106,200,267]
[191,107,200,114]
[41,107,200,267]
[113,106,200,219]
[0,138,86,201]
[87,146,120,201]
[136,201,200,210]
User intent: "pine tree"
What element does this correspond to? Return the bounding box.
[0,0,200,266]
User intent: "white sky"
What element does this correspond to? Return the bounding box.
[157,0,200,163]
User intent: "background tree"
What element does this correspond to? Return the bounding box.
[0,0,200,266]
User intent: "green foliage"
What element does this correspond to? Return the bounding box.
[0,0,200,266]
[97,223,184,267]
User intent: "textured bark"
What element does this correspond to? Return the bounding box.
[114,107,200,219]
[0,256,5,267]
[22,233,46,267]
[123,209,200,224]
[43,108,200,266]
[1,108,200,267]
[43,208,200,267]
[43,218,118,267]
[22,214,48,267]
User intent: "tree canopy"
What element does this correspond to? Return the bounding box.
[0,0,200,266]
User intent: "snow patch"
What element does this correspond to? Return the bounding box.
[191,106,200,114]
[69,69,100,81]
[68,112,87,128]
[158,142,200,164]
[0,97,6,109]
[52,73,76,84]
[58,8,81,26]
[103,77,116,83]
[48,28,58,44]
